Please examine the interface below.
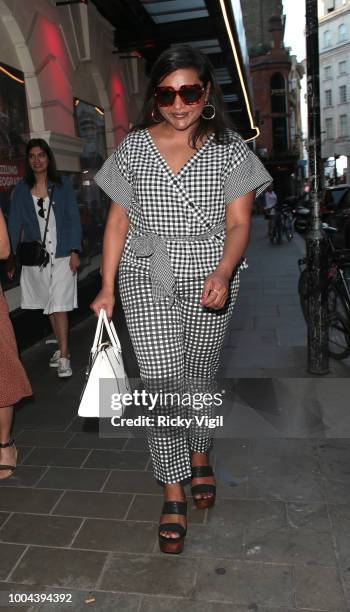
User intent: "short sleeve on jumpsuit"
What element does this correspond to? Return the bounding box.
[223,136,273,204]
[94,135,133,211]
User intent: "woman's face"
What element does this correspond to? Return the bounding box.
[28,146,49,175]
[155,68,209,132]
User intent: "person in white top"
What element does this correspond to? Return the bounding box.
[264,184,278,234]
[7,139,82,378]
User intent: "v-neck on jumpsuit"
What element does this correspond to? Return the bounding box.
[94,128,272,483]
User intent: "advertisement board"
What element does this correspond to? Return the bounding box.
[0,62,29,214]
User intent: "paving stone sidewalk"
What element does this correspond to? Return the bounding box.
[221,216,350,378]
[0,216,350,611]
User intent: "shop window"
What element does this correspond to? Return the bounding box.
[73,97,108,260]
[0,61,30,290]
[270,73,287,113]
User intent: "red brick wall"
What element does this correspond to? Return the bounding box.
[250,56,291,155]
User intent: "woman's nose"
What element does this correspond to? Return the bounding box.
[172,93,185,109]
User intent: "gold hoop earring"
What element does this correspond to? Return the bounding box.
[201,103,216,120]
[151,107,162,123]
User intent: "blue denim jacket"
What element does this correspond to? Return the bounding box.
[8,177,82,257]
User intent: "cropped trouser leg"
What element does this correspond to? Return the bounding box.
[178,276,239,453]
[119,264,239,484]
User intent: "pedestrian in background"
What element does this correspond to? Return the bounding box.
[92,45,272,554]
[264,183,278,234]
[7,139,82,378]
[0,208,32,480]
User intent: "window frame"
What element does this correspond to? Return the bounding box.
[339,114,348,138]
[339,60,347,75]
[325,88,333,106]
[324,30,332,48]
[324,65,332,79]
[338,24,347,43]
[325,117,334,139]
[339,84,348,104]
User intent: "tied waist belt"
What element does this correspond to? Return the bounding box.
[129,222,246,308]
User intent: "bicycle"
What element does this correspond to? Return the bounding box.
[269,205,294,244]
[298,224,350,360]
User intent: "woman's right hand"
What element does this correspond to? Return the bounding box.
[90,289,115,320]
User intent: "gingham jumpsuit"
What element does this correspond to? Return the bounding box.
[94,128,272,483]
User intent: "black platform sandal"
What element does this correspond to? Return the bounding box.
[191,465,216,509]
[0,438,17,479]
[158,500,187,554]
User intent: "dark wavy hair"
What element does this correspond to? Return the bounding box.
[132,44,234,148]
[24,138,62,188]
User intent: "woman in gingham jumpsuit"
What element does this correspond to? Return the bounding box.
[92,45,272,554]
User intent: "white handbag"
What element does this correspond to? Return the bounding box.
[78,308,131,418]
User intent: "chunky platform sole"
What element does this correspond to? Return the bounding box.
[193,494,216,510]
[158,500,187,554]
[158,536,185,554]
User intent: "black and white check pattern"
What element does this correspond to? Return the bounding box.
[95,128,272,483]
[94,129,272,280]
[119,264,240,483]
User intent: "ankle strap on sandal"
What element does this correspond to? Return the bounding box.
[0,438,14,449]
[162,501,187,516]
[191,465,213,478]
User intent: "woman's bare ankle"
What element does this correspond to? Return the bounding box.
[163,482,185,501]
[191,450,209,466]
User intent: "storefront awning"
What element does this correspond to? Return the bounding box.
[91,0,259,140]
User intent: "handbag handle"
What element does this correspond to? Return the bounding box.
[91,308,121,353]
[91,309,105,352]
[102,309,122,351]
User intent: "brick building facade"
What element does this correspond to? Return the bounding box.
[241,0,283,56]
[242,0,304,197]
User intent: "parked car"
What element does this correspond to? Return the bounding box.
[320,185,350,248]
[293,185,350,248]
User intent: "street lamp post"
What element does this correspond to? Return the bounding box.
[305,0,329,374]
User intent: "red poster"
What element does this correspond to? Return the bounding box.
[0,61,29,206]
[0,161,24,192]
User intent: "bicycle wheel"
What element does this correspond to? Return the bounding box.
[327,286,350,360]
[298,270,350,359]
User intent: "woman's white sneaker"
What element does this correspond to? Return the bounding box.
[57,357,72,378]
[49,350,61,367]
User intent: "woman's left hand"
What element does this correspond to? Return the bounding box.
[69,252,80,275]
[200,270,230,310]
